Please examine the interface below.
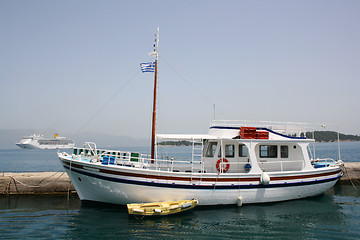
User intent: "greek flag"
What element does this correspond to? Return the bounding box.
[140,62,155,73]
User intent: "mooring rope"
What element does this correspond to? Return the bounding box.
[4,171,66,189]
[343,165,358,191]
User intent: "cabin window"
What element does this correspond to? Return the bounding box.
[218,144,235,158]
[226,145,235,158]
[281,146,289,158]
[260,145,278,158]
[205,142,218,157]
[239,144,248,157]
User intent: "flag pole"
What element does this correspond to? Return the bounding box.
[151,27,159,162]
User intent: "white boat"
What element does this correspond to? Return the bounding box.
[16,134,75,149]
[57,28,343,206]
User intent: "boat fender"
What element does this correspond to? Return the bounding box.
[216,158,230,173]
[244,163,252,173]
[169,205,180,210]
[133,208,144,213]
[237,196,243,207]
[181,202,193,209]
[154,209,162,213]
[260,172,270,185]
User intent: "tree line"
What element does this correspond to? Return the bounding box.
[158,131,360,145]
[306,131,360,142]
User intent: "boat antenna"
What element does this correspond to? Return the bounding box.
[151,27,159,162]
[213,104,216,120]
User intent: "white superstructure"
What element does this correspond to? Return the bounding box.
[58,121,343,206]
[16,134,75,149]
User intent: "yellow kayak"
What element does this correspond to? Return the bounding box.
[127,199,198,216]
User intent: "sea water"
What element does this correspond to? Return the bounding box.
[0,185,359,239]
[1,142,359,173]
[0,142,359,239]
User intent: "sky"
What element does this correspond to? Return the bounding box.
[1,0,360,139]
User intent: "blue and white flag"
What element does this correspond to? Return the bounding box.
[140,62,155,73]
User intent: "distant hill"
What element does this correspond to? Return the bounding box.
[306,131,360,142]
[157,131,360,145]
[0,129,148,149]
[1,129,358,149]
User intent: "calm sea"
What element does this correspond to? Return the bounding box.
[0,142,359,239]
[1,142,359,173]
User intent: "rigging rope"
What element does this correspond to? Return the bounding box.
[160,56,230,119]
[343,165,358,191]
[69,71,140,141]
[54,71,140,154]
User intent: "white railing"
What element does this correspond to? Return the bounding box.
[74,143,310,174]
[210,120,319,138]
[73,145,308,173]
[258,160,304,172]
[73,145,204,172]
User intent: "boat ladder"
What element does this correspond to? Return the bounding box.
[191,139,204,175]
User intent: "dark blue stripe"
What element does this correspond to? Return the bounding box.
[210,126,240,130]
[257,127,307,140]
[210,126,306,140]
[64,165,340,190]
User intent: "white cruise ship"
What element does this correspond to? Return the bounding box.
[16,134,75,149]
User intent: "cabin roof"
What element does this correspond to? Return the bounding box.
[156,134,218,141]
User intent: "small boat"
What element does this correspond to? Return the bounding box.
[127,199,198,216]
[311,158,339,168]
[16,134,75,149]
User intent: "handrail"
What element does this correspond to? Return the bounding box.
[210,120,325,139]
[72,145,309,173]
[84,142,97,157]
[258,160,304,172]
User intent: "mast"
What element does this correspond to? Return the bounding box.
[151,27,159,161]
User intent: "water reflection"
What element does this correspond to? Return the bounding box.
[0,194,80,211]
[66,188,358,239]
[0,195,80,239]
[1,185,359,239]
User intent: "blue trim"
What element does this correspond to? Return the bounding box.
[64,165,340,190]
[257,127,307,140]
[210,126,240,130]
[210,126,307,140]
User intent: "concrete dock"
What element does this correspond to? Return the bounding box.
[0,172,76,195]
[1,163,359,195]
[340,162,360,184]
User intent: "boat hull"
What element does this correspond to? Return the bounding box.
[59,155,342,206]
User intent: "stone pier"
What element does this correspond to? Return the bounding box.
[1,163,359,195]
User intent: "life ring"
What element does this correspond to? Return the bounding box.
[216,158,230,173]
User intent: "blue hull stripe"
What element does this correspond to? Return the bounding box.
[64,165,340,190]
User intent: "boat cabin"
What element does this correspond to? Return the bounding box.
[200,139,309,173]
[71,121,321,175]
[156,121,315,174]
